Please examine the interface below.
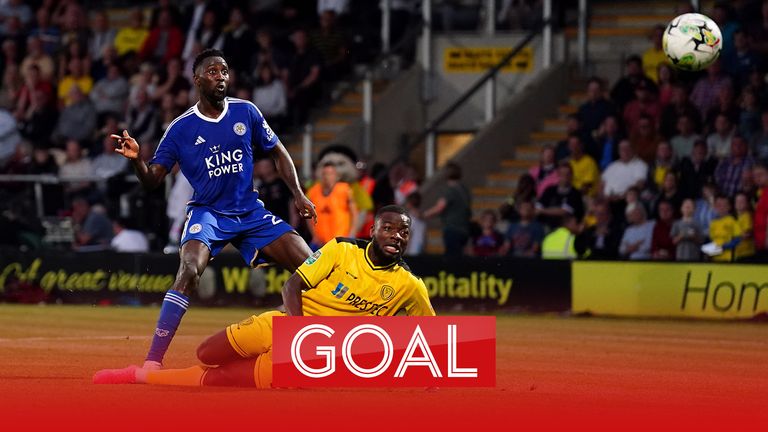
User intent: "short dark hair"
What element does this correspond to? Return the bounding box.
[445,162,462,180]
[376,205,410,220]
[193,48,225,74]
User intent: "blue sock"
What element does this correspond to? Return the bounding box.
[146,290,189,364]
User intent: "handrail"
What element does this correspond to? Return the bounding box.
[394,18,553,168]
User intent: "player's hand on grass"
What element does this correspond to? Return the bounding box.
[296,194,317,224]
[111,130,139,160]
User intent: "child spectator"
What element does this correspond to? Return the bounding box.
[503,200,544,258]
[709,195,742,262]
[734,191,755,259]
[694,183,719,235]
[671,199,703,262]
[471,210,505,257]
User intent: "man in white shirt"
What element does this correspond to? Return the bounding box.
[111,218,149,253]
[601,139,648,199]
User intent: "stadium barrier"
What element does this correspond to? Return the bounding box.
[572,261,768,319]
[0,249,571,311]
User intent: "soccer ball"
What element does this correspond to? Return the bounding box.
[662,13,722,71]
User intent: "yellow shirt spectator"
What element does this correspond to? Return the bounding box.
[569,154,600,196]
[709,215,742,262]
[736,212,755,259]
[114,27,149,56]
[58,75,93,106]
[642,47,668,83]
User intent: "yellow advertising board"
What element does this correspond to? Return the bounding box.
[572,262,768,319]
[443,47,534,73]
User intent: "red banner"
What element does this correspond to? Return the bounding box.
[273,316,495,387]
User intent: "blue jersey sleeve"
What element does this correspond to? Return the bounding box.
[250,103,279,152]
[151,126,180,171]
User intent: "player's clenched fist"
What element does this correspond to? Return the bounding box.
[111,130,139,160]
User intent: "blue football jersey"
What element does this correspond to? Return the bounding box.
[151,97,278,215]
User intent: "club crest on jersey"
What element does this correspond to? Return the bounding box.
[233,122,247,136]
[262,119,275,141]
[188,223,202,234]
[380,285,395,301]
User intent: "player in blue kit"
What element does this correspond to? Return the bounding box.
[110,49,316,370]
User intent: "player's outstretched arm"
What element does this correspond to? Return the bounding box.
[112,130,168,190]
[281,272,308,316]
[269,141,317,223]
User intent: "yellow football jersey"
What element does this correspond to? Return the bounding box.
[709,215,742,262]
[296,238,435,316]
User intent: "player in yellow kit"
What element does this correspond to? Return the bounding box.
[93,205,435,387]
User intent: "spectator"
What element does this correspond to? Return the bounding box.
[253,65,287,129]
[652,171,685,217]
[588,115,622,170]
[623,81,661,135]
[139,9,183,65]
[470,210,505,257]
[285,28,322,126]
[20,35,55,82]
[529,145,559,198]
[642,25,668,83]
[578,77,615,136]
[88,11,116,65]
[619,203,655,260]
[651,200,675,260]
[660,83,701,139]
[254,158,297,227]
[180,0,214,59]
[504,200,544,258]
[690,60,732,119]
[59,139,93,196]
[541,214,579,260]
[306,162,358,247]
[499,172,537,223]
[152,57,190,104]
[656,63,675,107]
[16,85,57,144]
[704,85,739,133]
[715,134,754,197]
[694,182,719,235]
[0,62,21,109]
[712,2,740,59]
[404,192,426,256]
[734,191,755,259]
[567,135,599,196]
[678,140,717,199]
[601,139,648,199]
[750,0,768,57]
[423,162,472,257]
[317,0,349,17]
[90,63,129,118]
[707,113,736,159]
[611,55,657,111]
[183,8,223,63]
[311,10,348,82]
[0,0,32,35]
[738,87,762,141]
[630,115,661,164]
[52,85,97,145]
[58,58,93,108]
[114,8,149,58]
[670,114,701,158]
[537,163,585,230]
[221,8,253,73]
[0,107,21,169]
[671,198,703,262]
[29,7,60,56]
[251,29,289,78]
[575,198,622,260]
[14,63,53,119]
[647,141,676,192]
[71,196,112,250]
[709,195,742,262]
[554,114,589,162]
[752,111,768,161]
[752,164,768,256]
[125,87,159,148]
[91,134,127,180]
[723,29,761,89]
[111,218,149,253]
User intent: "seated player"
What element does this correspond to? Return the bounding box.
[93,205,435,388]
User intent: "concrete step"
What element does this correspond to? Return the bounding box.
[591,14,673,29]
[472,201,505,211]
[558,104,577,115]
[530,131,566,143]
[542,119,568,133]
[500,159,532,169]
[515,145,544,161]
[331,105,363,115]
[565,27,657,38]
[472,187,515,197]
[314,117,353,133]
[592,1,679,15]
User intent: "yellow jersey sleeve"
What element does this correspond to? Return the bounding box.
[296,239,342,289]
[404,278,436,316]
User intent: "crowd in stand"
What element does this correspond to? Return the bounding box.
[0,0,392,252]
[462,1,768,262]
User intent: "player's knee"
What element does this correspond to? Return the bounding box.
[178,259,201,282]
[196,338,217,365]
